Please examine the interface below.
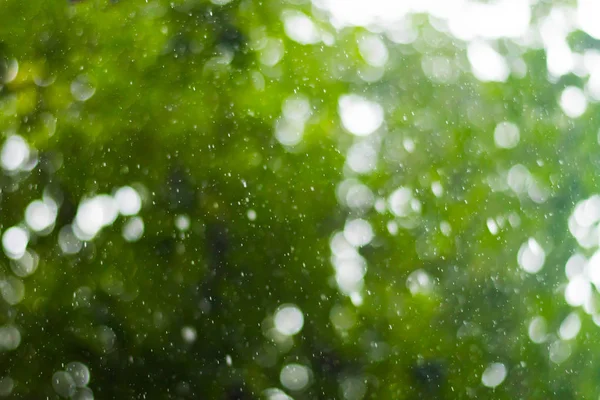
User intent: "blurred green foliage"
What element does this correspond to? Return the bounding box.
[0,0,599,399]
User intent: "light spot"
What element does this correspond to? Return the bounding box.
[329,232,358,259]
[549,340,571,364]
[566,253,587,280]
[559,312,581,340]
[70,75,95,102]
[0,377,14,397]
[578,0,600,39]
[114,186,142,216]
[440,221,452,236]
[388,187,417,217]
[517,238,545,274]
[564,275,591,307]
[96,325,116,353]
[175,215,190,231]
[338,95,384,136]
[282,95,311,122]
[574,195,600,228]
[71,387,94,400]
[334,256,367,295]
[358,34,388,67]
[387,19,418,44]
[275,118,304,147]
[560,86,587,118]
[72,286,93,309]
[431,181,443,197]
[312,0,409,30]
[481,362,507,388]
[52,371,76,398]
[181,326,197,344]
[122,217,144,242]
[374,198,386,213]
[387,221,398,235]
[0,277,24,305]
[546,42,574,78]
[422,56,457,84]
[528,179,549,204]
[345,183,374,211]
[252,70,265,91]
[508,213,521,227]
[311,0,529,39]
[10,250,39,278]
[339,375,367,400]
[528,316,547,343]
[1,135,29,172]
[0,325,20,351]
[260,38,284,67]
[446,1,531,40]
[280,363,311,391]
[346,141,378,174]
[25,199,58,233]
[114,186,142,215]
[350,292,363,306]
[66,362,90,388]
[247,209,257,221]
[58,225,83,255]
[2,59,18,84]
[406,269,433,295]
[494,121,520,149]
[225,354,232,366]
[358,65,384,83]
[343,219,373,247]
[274,304,304,336]
[507,164,530,194]
[330,304,356,331]
[487,218,499,235]
[587,251,600,285]
[282,10,320,45]
[75,195,118,240]
[2,226,28,260]
[263,388,293,400]
[467,41,509,82]
[588,71,600,102]
[569,213,599,249]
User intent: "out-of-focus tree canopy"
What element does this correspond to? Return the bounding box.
[1,0,600,398]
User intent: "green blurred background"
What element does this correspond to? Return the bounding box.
[0,0,599,398]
